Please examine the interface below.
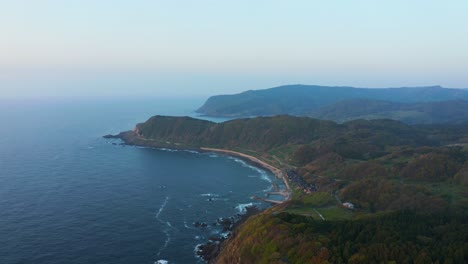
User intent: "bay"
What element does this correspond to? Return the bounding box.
[0,97,283,264]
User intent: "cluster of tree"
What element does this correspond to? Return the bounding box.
[310,99,468,124]
[217,210,468,264]
[132,115,465,159]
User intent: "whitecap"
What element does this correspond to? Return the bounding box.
[200,193,219,197]
[194,244,203,253]
[155,260,169,264]
[220,232,231,239]
[235,202,256,214]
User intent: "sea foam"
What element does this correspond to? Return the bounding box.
[235,202,257,214]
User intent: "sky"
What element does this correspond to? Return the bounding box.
[1,0,467,97]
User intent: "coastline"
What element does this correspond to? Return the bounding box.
[105,131,292,194]
[195,148,291,262]
[105,132,293,262]
[200,147,291,193]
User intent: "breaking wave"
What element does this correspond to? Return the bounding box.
[235,202,258,214]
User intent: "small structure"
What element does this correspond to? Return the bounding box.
[342,202,354,210]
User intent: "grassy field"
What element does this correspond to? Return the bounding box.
[285,191,354,220]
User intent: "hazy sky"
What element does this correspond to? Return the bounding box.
[1,0,467,97]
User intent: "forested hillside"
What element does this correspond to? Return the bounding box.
[196,85,468,124]
[310,99,468,124]
[112,115,468,263]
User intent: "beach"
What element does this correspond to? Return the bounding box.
[200,147,291,193]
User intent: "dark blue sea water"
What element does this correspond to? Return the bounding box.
[0,97,283,264]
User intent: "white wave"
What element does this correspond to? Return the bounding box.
[260,173,273,183]
[184,150,199,154]
[158,148,178,152]
[194,244,203,254]
[200,193,219,197]
[228,157,248,166]
[228,157,270,177]
[157,148,199,154]
[155,260,168,264]
[184,221,195,229]
[156,196,169,219]
[210,229,221,236]
[154,196,172,257]
[262,184,274,192]
[235,202,257,214]
[220,232,231,239]
[207,198,229,202]
[157,228,171,257]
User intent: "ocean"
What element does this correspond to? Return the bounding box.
[0,97,284,264]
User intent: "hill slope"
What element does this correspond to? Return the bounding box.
[196,85,468,124]
[310,99,468,124]
[121,115,435,157]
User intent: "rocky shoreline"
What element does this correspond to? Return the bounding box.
[103,131,290,263]
[195,206,260,263]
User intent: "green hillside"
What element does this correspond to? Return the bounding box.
[112,115,468,263]
[311,99,468,124]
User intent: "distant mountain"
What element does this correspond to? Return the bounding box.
[310,99,468,124]
[196,85,468,123]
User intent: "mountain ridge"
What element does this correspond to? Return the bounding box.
[196,85,468,124]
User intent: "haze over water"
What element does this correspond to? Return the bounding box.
[0,97,283,263]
